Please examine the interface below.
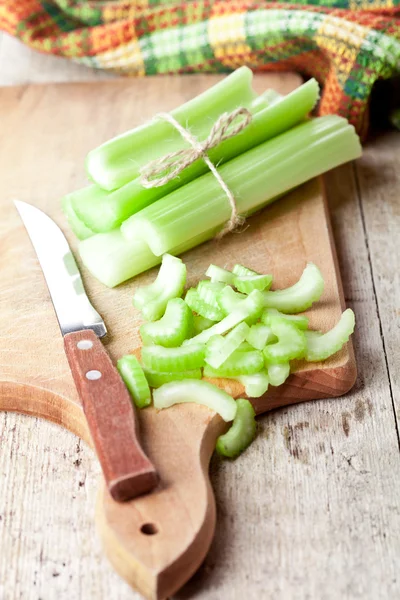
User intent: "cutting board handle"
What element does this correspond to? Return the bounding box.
[64,330,158,502]
[96,403,227,600]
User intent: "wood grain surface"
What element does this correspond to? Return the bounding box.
[1,35,399,600]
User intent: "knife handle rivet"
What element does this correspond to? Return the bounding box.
[77,340,93,350]
[86,370,102,381]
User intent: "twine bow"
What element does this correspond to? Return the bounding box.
[139,107,253,238]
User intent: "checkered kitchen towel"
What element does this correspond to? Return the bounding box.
[1,1,400,138]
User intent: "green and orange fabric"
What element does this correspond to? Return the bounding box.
[1,0,400,137]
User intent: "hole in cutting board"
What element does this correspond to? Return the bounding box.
[140,523,158,536]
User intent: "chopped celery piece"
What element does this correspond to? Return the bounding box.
[237,372,269,398]
[263,318,307,363]
[197,281,225,307]
[140,298,193,347]
[185,290,264,345]
[141,343,205,372]
[86,67,260,190]
[262,263,324,313]
[133,254,186,321]
[305,309,355,361]
[185,288,225,321]
[267,362,291,387]
[193,315,216,334]
[205,323,250,369]
[153,380,237,422]
[217,286,260,325]
[216,399,256,458]
[238,341,255,351]
[121,116,361,256]
[217,286,246,314]
[232,264,259,277]
[62,196,94,240]
[206,264,235,285]
[203,348,263,376]
[117,355,151,408]
[246,323,276,350]
[143,366,202,388]
[262,308,309,329]
[234,273,272,294]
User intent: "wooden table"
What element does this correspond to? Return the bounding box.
[1,32,399,600]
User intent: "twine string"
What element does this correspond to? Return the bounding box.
[139,107,252,237]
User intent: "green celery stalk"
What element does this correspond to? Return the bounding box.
[121,116,362,256]
[86,66,260,190]
[78,227,217,288]
[62,196,94,240]
[68,79,319,232]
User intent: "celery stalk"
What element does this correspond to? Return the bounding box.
[86,67,260,190]
[121,116,362,256]
[68,79,318,232]
[79,228,217,288]
[62,196,94,240]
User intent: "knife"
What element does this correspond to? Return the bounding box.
[14,200,158,502]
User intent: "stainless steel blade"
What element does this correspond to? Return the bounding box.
[14,201,107,338]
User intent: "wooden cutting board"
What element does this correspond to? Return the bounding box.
[0,73,356,600]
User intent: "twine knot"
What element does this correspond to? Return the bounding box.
[139,107,252,238]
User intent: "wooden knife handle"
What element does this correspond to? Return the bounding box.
[64,330,158,502]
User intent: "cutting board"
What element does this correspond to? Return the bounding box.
[0,74,356,600]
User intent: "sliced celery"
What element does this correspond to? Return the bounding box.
[133,254,186,321]
[185,288,225,321]
[62,196,94,240]
[216,399,256,458]
[203,348,263,376]
[153,380,237,422]
[86,67,260,190]
[262,308,309,330]
[262,263,324,313]
[237,372,269,398]
[246,323,276,350]
[234,273,272,294]
[185,290,264,345]
[267,362,291,387]
[121,116,362,256]
[197,281,225,307]
[193,315,216,334]
[143,366,202,388]
[232,264,259,277]
[205,323,250,369]
[140,298,193,347]
[141,343,205,372]
[305,309,355,361]
[263,319,307,363]
[217,286,246,314]
[206,264,235,285]
[117,355,151,408]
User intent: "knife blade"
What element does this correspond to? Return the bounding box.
[15,200,158,502]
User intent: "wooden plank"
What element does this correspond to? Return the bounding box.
[353,132,400,423]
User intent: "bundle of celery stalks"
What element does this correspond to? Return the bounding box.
[62,67,362,288]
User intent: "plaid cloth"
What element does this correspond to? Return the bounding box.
[1,1,400,138]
